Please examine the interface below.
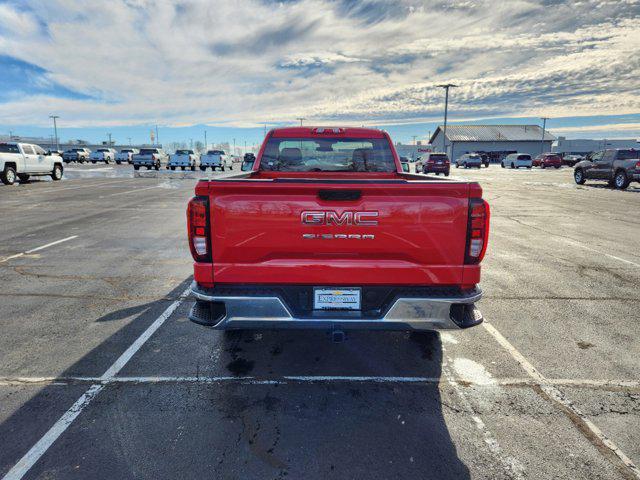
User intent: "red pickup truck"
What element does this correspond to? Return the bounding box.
[187,127,490,333]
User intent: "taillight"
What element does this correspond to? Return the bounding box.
[187,196,211,262]
[635,161,640,169]
[465,198,490,264]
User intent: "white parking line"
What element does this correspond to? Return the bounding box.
[104,185,160,197]
[0,236,78,263]
[482,321,640,479]
[562,238,640,268]
[0,375,638,389]
[1,287,190,480]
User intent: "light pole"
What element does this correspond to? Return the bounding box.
[540,117,549,154]
[107,133,112,146]
[128,137,132,146]
[49,115,60,151]
[204,131,207,151]
[296,117,305,126]
[412,135,417,145]
[233,138,236,156]
[155,125,159,146]
[436,84,457,154]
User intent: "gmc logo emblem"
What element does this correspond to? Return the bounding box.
[301,211,379,226]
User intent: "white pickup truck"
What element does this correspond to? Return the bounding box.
[89,148,117,163]
[168,149,198,170]
[200,150,232,171]
[115,148,138,164]
[1,142,64,185]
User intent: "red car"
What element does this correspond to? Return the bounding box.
[187,127,490,334]
[533,153,562,168]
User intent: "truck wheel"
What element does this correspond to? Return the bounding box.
[181,166,185,171]
[17,173,30,183]
[200,166,206,171]
[501,162,505,168]
[155,163,160,171]
[134,165,140,171]
[51,164,63,181]
[614,170,630,189]
[170,166,175,170]
[1,166,16,185]
[116,161,121,165]
[191,165,196,171]
[574,169,586,185]
[222,166,225,172]
[92,161,96,164]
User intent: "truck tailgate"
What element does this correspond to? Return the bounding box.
[204,179,473,285]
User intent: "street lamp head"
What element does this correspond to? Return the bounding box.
[436,84,458,88]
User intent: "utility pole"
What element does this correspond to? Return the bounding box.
[244,140,247,153]
[204,131,207,151]
[128,137,132,146]
[540,117,549,154]
[412,135,417,146]
[107,133,112,146]
[296,117,305,126]
[49,115,60,151]
[233,138,236,156]
[155,124,159,146]
[436,84,457,154]
[264,123,267,136]
[9,130,13,140]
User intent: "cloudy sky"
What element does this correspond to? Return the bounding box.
[0,0,639,144]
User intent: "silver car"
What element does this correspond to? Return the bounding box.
[456,153,482,168]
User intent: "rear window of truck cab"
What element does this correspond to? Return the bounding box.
[259,137,396,172]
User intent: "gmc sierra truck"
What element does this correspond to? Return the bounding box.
[187,127,490,333]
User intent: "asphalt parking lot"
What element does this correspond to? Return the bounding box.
[0,163,639,480]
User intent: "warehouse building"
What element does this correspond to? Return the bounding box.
[429,125,555,163]
[552,137,639,155]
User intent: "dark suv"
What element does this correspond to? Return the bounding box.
[574,149,640,189]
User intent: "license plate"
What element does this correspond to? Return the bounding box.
[314,288,361,310]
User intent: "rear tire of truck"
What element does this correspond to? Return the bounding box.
[1,166,16,185]
[614,170,630,190]
[18,173,30,183]
[51,164,63,181]
[574,169,586,184]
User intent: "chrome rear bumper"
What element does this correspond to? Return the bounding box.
[189,282,483,331]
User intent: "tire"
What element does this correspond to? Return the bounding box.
[614,170,630,190]
[170,166,175,170]
[134,165,140,171]
[116,161,121,165]
[501,162,505,168]
[155,163,160,171]
[541,163,546,169]
[511,163,515,169]
[445,171,450,177]
[18,173,30,183]
[455,164,459,168]
[555,166,560,169]
[92,161,96,164]
[200,166,206,171]
[574,169,585,185]
[464,163,468,169]
[146,166,151,170]
[181,166,185,171]
[222,166,225,172]
[51,164,63,181]
[191,165,196,171]
[1,166,16,185]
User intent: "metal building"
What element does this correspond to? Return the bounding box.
[552,137,639,155]
[428,125,556,163]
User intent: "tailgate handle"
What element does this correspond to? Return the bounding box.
[318,189,361,201]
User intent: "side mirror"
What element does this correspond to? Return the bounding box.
[241,160,254,171]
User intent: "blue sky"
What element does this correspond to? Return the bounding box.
[0,0,639,145]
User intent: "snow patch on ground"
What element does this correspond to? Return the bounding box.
[439,332,459,345]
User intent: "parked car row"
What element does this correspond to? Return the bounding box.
[1,142,64,185]
[574,148,640,189]
[131,148,235,171]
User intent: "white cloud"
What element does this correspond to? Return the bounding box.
[0,0,638,127]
